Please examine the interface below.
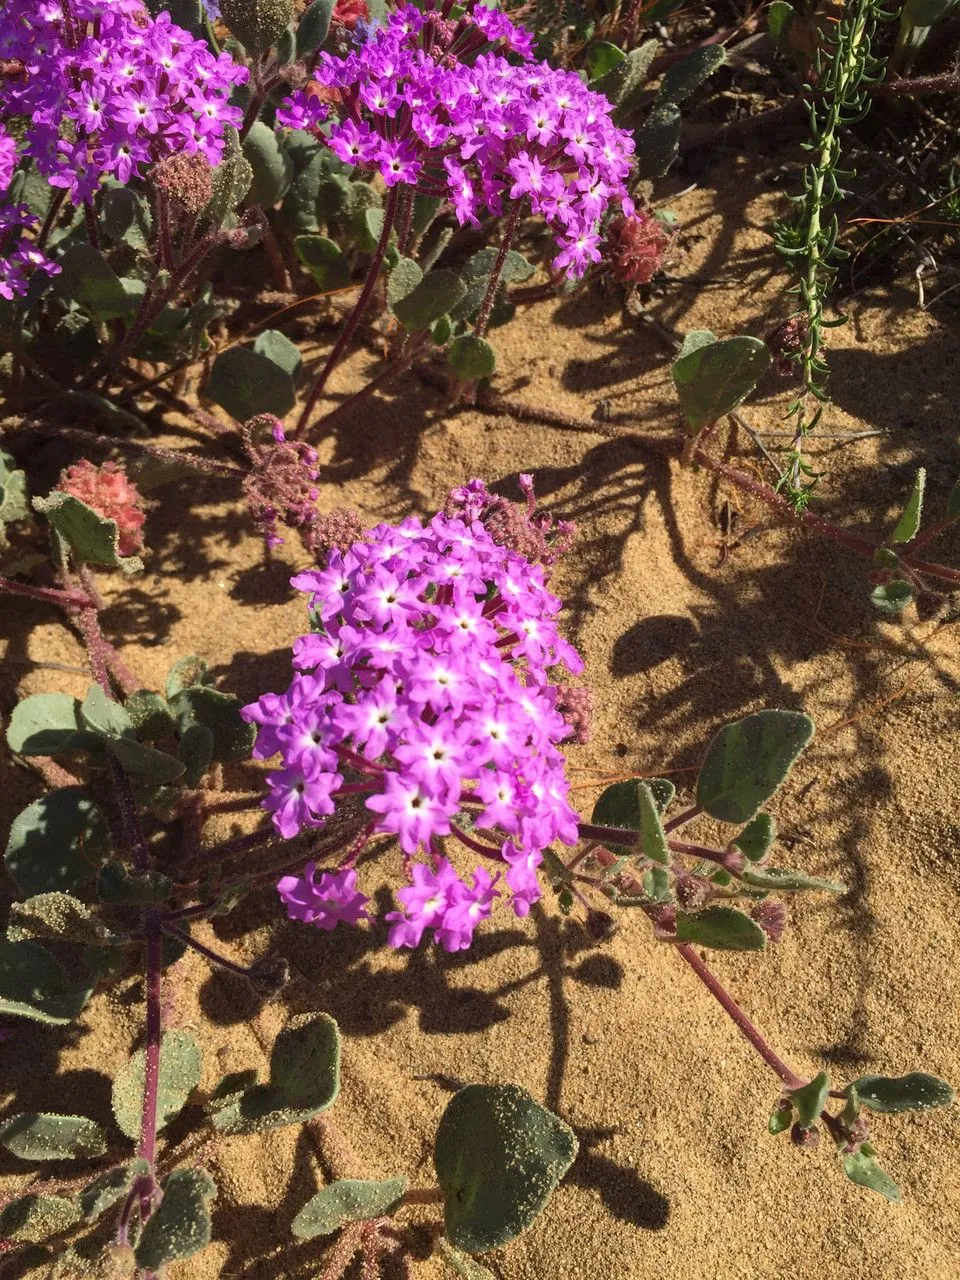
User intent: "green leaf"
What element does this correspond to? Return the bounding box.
[789,1071,829,1128]
[8,892,120,946]
[591,779,669,863]
[353,204,386,253]
[768,1104,793,1135]
[696,709,815,823]
[297,0,334,54]
[387,257,424,310]
[394,270,467,331]
[946,476,960,518]
[170,685,256,762]
[452,247,535,321]
[852,1073,954,1114]
[586,40,625,83]
[204,129,254,228]
[641,866,673,903]
[646,777,676,813]
[0,1194,80,1243]
[80,1159,149,1220]
[221,0,293,53]
[732,812,777,862]
[97,861,172,907]
[672,335,771,430]
[0,1113,107,1161]
[768,0,796,52]
[871,581,914,614]
[739,865,845,893]
[33,491,143,572]
[165,655,214,700]
[104,734,185,784]
[242,119,293,208]
[212,1011,341,1134]
[254,328,302,381]
[0,939,93,1024]
[55,242,132,320]
[80,682,134,739]
[112,1030,203,1140]
[677,328,717,358]
[635,102,681,180]
[292,1177,409,1238]
[5,788,110,896]
[206,343,297,422]
[438,1238,498,1280]
[657,44,726,104]
[615,38,660,117]
[890,468,925,543]
[178,722,215,787]
[134,1168,216,1270]
[674,906,766,951]
[293,234,352,291]
[448,334,496,381]
[125,690,176,742]
[841,1151,901,1202]
[435,1084,577,1253]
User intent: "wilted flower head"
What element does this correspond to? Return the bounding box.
[58,460,146,557]
[239,416,320,552]
[605,210,671,285]
[242,482,589,950]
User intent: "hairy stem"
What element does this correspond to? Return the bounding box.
[474,204,521,339]
[0,576,93,610]
[295,184,401,438]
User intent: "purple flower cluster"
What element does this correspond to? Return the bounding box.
[242,491,587,950]
[0,204,62,301]
[0,0,247,204]
[278,1,634,277]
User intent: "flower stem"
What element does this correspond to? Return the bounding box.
[295,184,401,438]
[0,576,93,610]
[674,942,804,1088]
[473,204,521,340]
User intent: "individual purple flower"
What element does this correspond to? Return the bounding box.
[278,865,370,930]
[0,126,17,193]
[0,204,61,301]
[244,478,589,949]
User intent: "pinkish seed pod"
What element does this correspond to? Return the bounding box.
[605,211,671,286]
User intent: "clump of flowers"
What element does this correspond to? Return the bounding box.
[239,415,320,552]
[0,203,61,301]
[0,0,247,204]
[277,1,634,277]
[58,459,146,556]
[242,482,588,950]
[605,210,672,285]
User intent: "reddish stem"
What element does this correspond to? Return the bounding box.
[0,575,92,610]
[675,943,804,1088]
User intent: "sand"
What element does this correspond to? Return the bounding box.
[1,157,958,1279]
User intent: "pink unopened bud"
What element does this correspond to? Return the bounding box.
[58,459,146,557]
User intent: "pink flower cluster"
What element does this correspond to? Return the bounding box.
[243,491,586,950]
[0,125,61,301]
[0,0,247,204]
[278,1,634,277]
[58,459,146,557]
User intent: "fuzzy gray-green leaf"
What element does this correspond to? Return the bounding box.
[0,1112,107,1162]
[80,1159,150,1220]
[5,788,110,896]
[871,580,915,614]
[125,690,176,741]
[841,1150,901,1202]
[221,0,293,53]
[635,102,681,179]
[394,270,467,331]
[134,1167,216,1270]
[292,1177,409,1238]
[435,1084,577,1253]
[205,129,253,227]
[105,734,186,784]
[789,1071,829,1128]
[33,492,143,572]
[8,893,120,946]
[112,1029,202,1140]
[0,939,93,1025]
[696,709,814,823]
[672,335,771,430]
[297,0,334,53]
[852,1072,954,1114]
[657,44,726,105]
[0,1194,80,1243]
[6,693,96,757]
[294,235,353,291]
[739,865,845,893]
[171,685,256,762]
[890,468,925,543]
[674,906,766,951]
[448,334,496,381]
[206,343,297,421]
[81,682,134,738]
[242,119,294,208]
[732,812,777,862]
[387,257,423,310]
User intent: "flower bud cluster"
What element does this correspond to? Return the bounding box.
[58,459,146,556]
[242,489,587,950]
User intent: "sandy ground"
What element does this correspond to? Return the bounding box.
[1,156,959,1279]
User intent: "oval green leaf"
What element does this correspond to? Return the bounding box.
[696,709,814,824]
